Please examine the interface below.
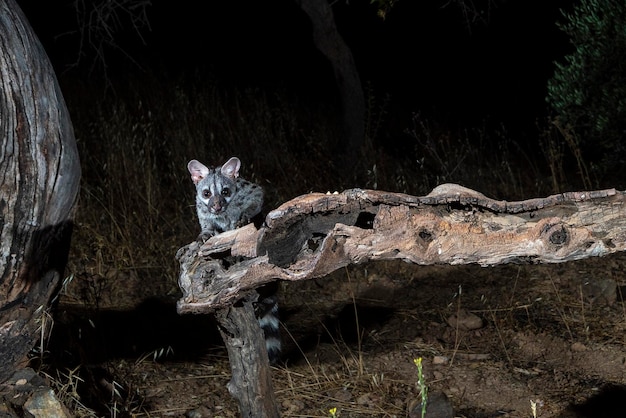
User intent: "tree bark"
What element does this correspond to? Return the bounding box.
[295,0,365,174]
[177,184,623,314]
[216,294,280,418]
[177,184,624,416]
[0,0,81,383]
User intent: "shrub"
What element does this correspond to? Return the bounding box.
[547,0,626,169]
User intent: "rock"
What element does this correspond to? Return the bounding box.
[432,356,449,365]
[23,388,71,418]
[446,309,483,331]
[408,391,454,418]
[0,368,71,418]
[581,277,617,306]
[185,405,213,417]
[281,398,305,415]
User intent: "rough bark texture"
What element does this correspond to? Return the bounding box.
[216,294,280,418]
[177,184,622,314]
[0,0,81,383]
[177,184,623,416]
[295,0,365,173]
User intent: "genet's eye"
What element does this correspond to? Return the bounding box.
[203,189,211,198]
[221,188,231,197]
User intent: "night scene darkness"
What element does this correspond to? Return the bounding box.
[20,0,573,131]
[6,0,626,416]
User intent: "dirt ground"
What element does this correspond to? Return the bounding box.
[48,251,626,418]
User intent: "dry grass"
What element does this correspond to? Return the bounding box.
[59,73,560,312]
[39,72,607,416]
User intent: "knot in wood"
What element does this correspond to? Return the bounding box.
[548,225,568,245]
[418,228,433,242]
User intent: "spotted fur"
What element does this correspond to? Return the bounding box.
[188,157,281,364]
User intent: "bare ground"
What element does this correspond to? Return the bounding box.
[43,249,626,418]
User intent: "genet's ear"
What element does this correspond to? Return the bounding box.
[188,160,210,185]
[221,157,241,179]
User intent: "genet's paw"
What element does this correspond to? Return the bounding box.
[235,217,250,229]
[197,231,214,243]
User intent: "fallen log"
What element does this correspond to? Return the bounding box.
[177,185,621,314]
[176,184,623,417]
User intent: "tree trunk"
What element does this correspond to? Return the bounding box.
[0,0,81,383]
[216,294,280,418]
[296,0,365,176]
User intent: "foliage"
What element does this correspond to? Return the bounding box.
[546,0,626,167]
[414,357,428,418]
[370,0,398,20]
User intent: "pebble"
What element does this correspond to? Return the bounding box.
[446,309,483,331]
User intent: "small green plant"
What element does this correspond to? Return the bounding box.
[530,399,544,418]
[329,406,339,417]
[413,357,428,418]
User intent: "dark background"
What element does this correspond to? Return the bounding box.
[18,0,574,132]
[18,4,626,416]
